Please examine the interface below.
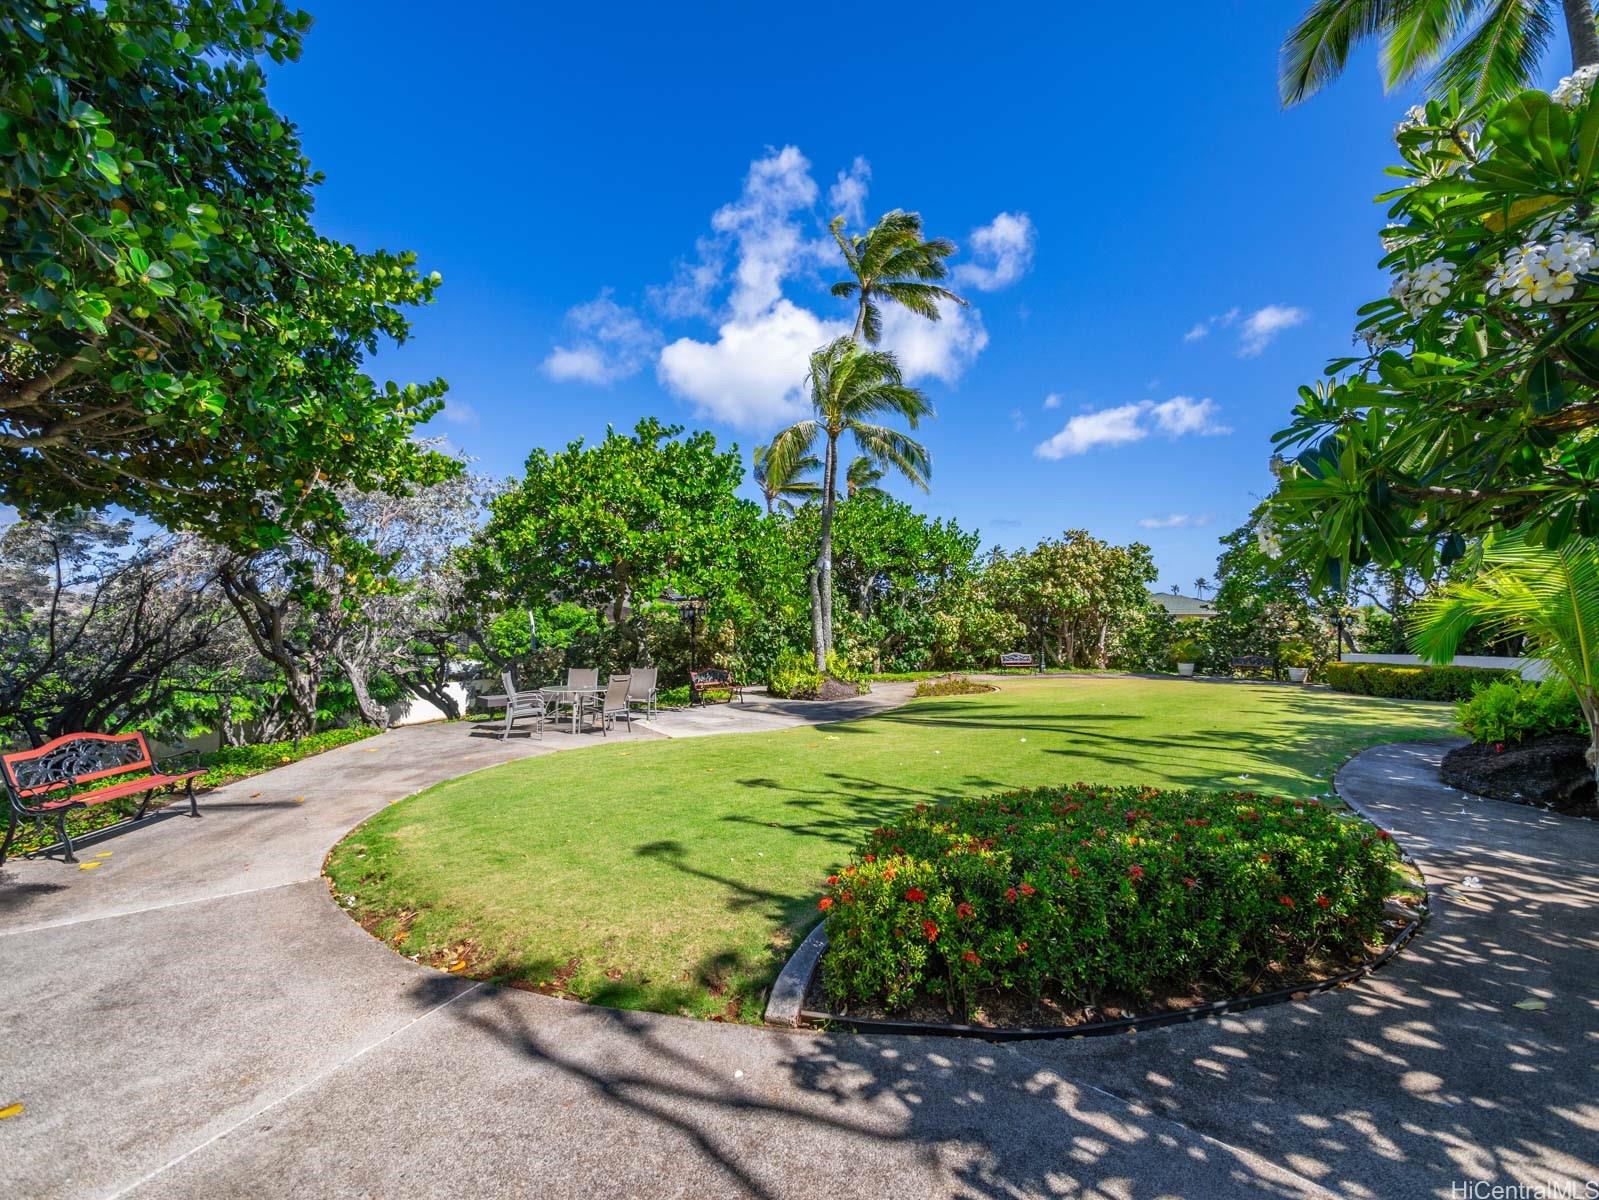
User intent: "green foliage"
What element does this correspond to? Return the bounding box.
[820,784,1401,1016]
[1170,637,1203,667]
[1279,640,1316,669]
[1457,678,1585,744]
[0,0,455,548]
[766,649,824,699]
[912,676,993,697]
[1273,85,1599,584]
[1323,661,1510,700]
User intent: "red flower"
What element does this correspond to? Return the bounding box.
[864,853,876,863]
[1016,940,1029,954]
[826,875,839,886]
[1279,894,1296,909]
[1005,887,1018,903]
[1129,864,1144,881]
[956,902,974,920]
[882,865,897,881]
[1315,894,1330,908]
[841,890,855,905]
[818,897,833,911]
[961,949,981,965]
[1019,882,1036,896]
[1258,853,1272,865]
[1493,742,1505,754]
[1069,866,1080,878]
[922,919,939,942]
[1183,876,1197,890]
[1377,829,1391,841]
[905,887,927,903]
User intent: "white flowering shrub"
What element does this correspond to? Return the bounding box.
[1274,80,1599,582]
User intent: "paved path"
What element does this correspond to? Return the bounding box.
[2,724,1595,1199]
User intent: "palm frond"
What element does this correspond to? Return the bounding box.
[1379,0,1480,89]
[1428,0,1552,103]
[1280,0,1397,104]
[847,422,932,491]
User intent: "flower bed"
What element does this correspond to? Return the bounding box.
[912,676,996,698]
[816,783,1403,1018]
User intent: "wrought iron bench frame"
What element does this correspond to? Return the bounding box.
[1,731,205,865]
[689,666,744,705]
[1229,655,1277,677]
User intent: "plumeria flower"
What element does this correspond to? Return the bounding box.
[1393,104,1429,141]
[1552,65,1599,108]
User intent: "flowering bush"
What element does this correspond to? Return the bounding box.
[1274,76,1599,582]
[818,783,1401,1015]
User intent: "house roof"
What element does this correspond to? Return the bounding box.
[1150,591,1216,618]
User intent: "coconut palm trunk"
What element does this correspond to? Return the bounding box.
[1565,0,1599,69]
[817,433,840,664]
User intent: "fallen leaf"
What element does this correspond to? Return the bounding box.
[1514,999,1548,1011]
[0,1103,22,1120]
[292,796,305,805]
[78,862,101,871]
[447,960,467,973]
[93,851,113,858]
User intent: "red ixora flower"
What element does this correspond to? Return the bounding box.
[826,875,839,886]
[922,919,939,942]
[1129,864,1145,881]
[864,853,877,863]
[818,897,833,911]
[961,949,981,965]
[1019,882,1037,896]
[1005,887,1018,903]
[956,902,974,920]
[905,887,927,903]
[1279,894,1296,909]
[1016,940,1029,954]
[1183,876,1197,890]
[1069,866,1081,878]
[1376,829,1391,841]
[1259,853,1272,865]
[1315,894,1331,908]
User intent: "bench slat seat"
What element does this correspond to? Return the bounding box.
[2,731,204,864]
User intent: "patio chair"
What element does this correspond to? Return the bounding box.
[497,670,549,740]
[625,666,658,720]
[592,675,633,735]
[556,667,599,726]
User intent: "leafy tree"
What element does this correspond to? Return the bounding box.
[1412,530,1599,780]
[768,339,932,668]
[987,532,1158,668]
[1280,0,1599,107]
[1273,82,1599,585]
[1206,508,1331,673]
[828,210,965,344]
[752,441,820,514]
[475,418,755,637]
[0,0,455,549]
[0,514,230,744]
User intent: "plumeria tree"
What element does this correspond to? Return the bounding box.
[1273,74,1599,585]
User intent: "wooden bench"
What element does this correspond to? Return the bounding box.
[1229,655,1276,677]
[1,732,204,864]
[689,667,744,704]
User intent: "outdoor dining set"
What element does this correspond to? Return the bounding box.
[480,667,659,740]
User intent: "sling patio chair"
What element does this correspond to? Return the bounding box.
[592,675,634,735]
[625,666,659,721]
[497,670,551,740]
[556,667,599,727]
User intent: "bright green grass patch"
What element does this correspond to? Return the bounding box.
[325,677,1453,1021]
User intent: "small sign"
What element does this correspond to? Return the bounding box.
[1000,652,1035,668]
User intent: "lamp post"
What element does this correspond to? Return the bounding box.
[664,590,707,704]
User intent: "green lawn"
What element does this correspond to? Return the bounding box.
[326,677,1455,1020]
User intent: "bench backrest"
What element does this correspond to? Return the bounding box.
[691,667,732,687]
[1,732,154,799]
[1231,655,1273,667]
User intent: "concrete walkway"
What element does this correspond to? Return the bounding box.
[2,725,1595,1199]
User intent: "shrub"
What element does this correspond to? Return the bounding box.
[1279,640,1315,669]
[1322,662,1510,701]
[912,676,994,698]
[766,650,824,699]
[1456,679,1585,745]
[1171,638,1202,668]
[825,650,866,686]
[819,783,1400,1015]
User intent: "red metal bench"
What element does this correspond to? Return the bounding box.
[1,732,204,865]
[689,666,744,704]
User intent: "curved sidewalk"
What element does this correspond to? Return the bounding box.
[2,732,1595,1199]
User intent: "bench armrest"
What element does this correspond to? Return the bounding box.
[156,748,203,770]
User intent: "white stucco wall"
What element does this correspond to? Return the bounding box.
[1340,653,1550,681]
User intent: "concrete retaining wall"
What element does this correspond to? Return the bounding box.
[1340,653,1550,681]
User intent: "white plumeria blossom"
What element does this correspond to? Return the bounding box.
[1393,104,1429,141]
[1391,257,1456,313]
[1552,65,1599,108]
[1486,229,1596,307]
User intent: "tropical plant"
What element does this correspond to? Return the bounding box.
[1272,82,1599,584]
[768,339,932,668]
[1280,0,1599,107]
[828,210,966,344]
[845,455,887,499]
[1,0,455,549]
[1456,676,1585,743]
[1411,530,1599,779]
[752,442,821,514]
[1193,576,1211,599]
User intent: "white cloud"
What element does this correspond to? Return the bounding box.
[1042,392,1061,410]
[658,300,849,428]
[1237,304,1307,356]
[1010,408,1026,431]
[1183,306,1240,342]
[439,400,478,426]
[1034,395,1229,460]
[541,291,660,385]
[710,145,823,321]
[876,297,988,384]
[828,156,871,227]
[955,212,1036,292]
[1138,513,1213,529]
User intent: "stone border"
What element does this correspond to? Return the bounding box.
[769,809,1429,1040]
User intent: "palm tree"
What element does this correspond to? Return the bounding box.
[845,455,887,500]
[1194,576,1211,599]
[752,442,821,515]
[770,337,932,667]
[1411,530,1599,781]
[829,210,966,345]
[1280,0,1599,107]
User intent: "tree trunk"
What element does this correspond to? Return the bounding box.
[816,432,840,669]
[335,648,389,729]
[808,566,824,670]
[1565,0,1599,68]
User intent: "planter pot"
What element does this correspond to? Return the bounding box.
[1287,666,1309,683]
[1177,663,1196,677]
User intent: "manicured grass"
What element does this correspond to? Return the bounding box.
[325,677,1455,1021]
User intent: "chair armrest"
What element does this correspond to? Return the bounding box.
[156,748,203,770]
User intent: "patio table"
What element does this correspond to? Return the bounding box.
[479,686,608,734]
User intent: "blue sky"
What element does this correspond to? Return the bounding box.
[265,1,1567,591]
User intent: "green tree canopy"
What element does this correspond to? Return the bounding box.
[1,0,455,548]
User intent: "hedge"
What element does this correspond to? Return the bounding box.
[818,783,1400,1016]
[1322,662,1511,702]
